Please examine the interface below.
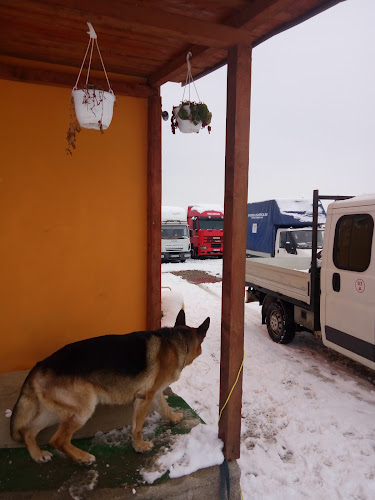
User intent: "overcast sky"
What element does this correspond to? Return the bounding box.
[160,0,375,210]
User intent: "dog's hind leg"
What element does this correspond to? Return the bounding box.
[45,381,98,464]
[22,411,54,463]
[49,415,96,465]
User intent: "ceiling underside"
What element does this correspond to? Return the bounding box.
[0,0,344,96]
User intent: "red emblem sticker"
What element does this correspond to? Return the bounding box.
[355,279,365,293]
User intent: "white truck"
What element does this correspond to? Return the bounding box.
[161,206,191,263]
[245,191,375,370]
[246,198,326,259]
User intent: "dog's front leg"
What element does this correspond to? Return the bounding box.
[131,392,155,453]
[155,391,183,423]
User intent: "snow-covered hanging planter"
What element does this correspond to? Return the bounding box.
[66,23,116,154]
[171,53,212,135]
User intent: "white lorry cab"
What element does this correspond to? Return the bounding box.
[161,206,191,263]
[245,191,375,371]
[246,198,326,259]
[320,194,375,369]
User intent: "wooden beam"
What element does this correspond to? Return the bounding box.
[148,0,343,85]
[0,61,155,98]
[147,0,276,86]
[0,0,255,49]
[147,93,162,330]
[219,44,251,461]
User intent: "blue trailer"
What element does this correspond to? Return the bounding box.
[246,199,326,258]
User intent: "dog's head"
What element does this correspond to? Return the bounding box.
[174,309,210,365]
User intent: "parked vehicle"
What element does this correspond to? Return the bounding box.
[246,198,326,258]
[161,206,191,262]
[187,205,224,258]
[245,190,375,371]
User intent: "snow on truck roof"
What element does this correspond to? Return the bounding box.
[248,198,326,224]
[162,206,187,222]
[329,193,375,209]
[188,204,224,216]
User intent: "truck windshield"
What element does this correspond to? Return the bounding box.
[161,225,188,239]
[199,219,224,230]
[290,229,324,249]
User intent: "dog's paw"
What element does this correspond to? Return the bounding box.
[77,452,96,465]
[133,440,154,453]
[169,411,183,423]
[33,450,53,463]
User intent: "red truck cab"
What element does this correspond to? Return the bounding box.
[187,205,224,258]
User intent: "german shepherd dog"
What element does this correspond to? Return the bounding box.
[10,310,210,464]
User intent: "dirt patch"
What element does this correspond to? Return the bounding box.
[170,270,222,285]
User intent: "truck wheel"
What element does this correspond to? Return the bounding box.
[266,303,295,344]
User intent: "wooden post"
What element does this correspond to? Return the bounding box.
[147,93,162,330]
[219,44,251,461]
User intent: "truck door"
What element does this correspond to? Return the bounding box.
[321,203,375,369]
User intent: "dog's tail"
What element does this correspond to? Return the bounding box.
[10,369,39,442]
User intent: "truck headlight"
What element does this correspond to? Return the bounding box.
[200,246,207,249]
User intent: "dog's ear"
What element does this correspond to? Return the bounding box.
[175,309,186,327]
[197,317,210,338]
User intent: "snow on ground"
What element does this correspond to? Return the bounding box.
[158,258,375,500]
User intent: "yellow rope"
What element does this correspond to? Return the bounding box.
[218,350,245,424]
[218,350,245,500]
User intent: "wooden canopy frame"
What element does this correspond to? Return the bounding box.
[0,0,345,461]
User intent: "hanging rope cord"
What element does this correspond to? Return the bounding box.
[218,350,245,425]
[181,52,201,103]
[73,36,113,94]
[218,349,245,500]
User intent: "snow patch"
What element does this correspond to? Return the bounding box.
[140,424,224,484]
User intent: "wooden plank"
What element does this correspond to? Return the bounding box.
[0,0,255,49]
[0,61,155,98]
[148,0,343,85]
[147,93,162,330]
[219,44,251,461]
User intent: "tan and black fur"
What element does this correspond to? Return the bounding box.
[10,310,210,464]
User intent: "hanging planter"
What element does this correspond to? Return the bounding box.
[72,87,115,130]
[171,53,212,135]
[66,23,116,154]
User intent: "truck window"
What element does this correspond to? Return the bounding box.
[333,214,374,272]
[161,225,188,239]
[199,219,224,230]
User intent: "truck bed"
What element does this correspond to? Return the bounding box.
[245,257,312,305]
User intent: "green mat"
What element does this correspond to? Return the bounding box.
[0,396,203,494]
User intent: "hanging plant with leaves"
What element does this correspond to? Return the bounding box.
[171,52,212,135]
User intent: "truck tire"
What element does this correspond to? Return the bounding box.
[266,302,295,344]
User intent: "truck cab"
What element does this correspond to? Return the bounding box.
[277,226,325,257]
[246,198,326,259]
[187,205,224,258]
[161,206,191,263]
[321,195,375,369]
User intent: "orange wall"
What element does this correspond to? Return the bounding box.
[0,80,148,373]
